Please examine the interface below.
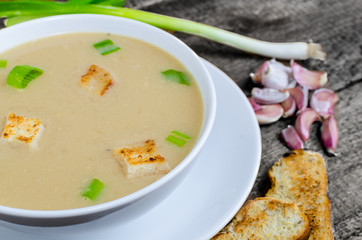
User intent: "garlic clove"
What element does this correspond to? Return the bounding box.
[248,97,261,111]
[254,104,284,125]
[250,61,268,84]
[281,96,296,118]
[295,108,321,142]
[302,86,309,109]
[283,87,307,111]
[252,87,289,104]
[321,115,339,155]
[291,60,328,90]
[281,125,304,150]
[250,59,291,89]
[261,59,290,90]
[310,88,338,118]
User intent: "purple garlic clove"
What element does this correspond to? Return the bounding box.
[321,115,339,155]
[291,61,328,90]
[248,97,261,111]
[310,88,338,118]
[250,61,268,84]
[295,108,321,142]
[302,86,309,109]
[254,104,284,125]
[281,125,304,150]
[281,96,296,118]
[261,59,291,90]
[252,87,289,104]
[283,87,307,111]
[250,59,291,89]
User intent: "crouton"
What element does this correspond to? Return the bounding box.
[113,140,170,178]
[212,197,310,240]
[1,113,44,147]
[80,64,113,96]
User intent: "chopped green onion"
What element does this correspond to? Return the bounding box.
[161,69,190,86]
[0,60,7,68]
[93,39,121,55]
[167,130,192,146]
[166,135,187,147]
[82,178,104,201]
[171,131,191,140]
[6,65,43,89]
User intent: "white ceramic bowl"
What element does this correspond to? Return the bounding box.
[0,14,216,227]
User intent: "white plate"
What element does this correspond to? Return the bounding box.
[0,59,261,240]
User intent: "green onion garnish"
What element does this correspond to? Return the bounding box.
[6,65,43,89]
[0,60,7,68]
[166,131,191,147]
[171,131,191,140]
[161,69,190,86]
[166,135,187,147]
[82,178,104,201]
[93,39,121,55]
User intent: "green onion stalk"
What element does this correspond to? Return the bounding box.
[82,178,104,201]
[0,1,326,60]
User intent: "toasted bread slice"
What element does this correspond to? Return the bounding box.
[212,197,310,240]
[266,150,333,240]
[114,140,170,178]
[1,113,44,147]
[80,64,113,96]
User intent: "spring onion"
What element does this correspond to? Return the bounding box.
[82,178,104,201]
[171,130,191,140]
[0,60,7,68]
[166,130,191,147]
[7,65,43,89]
[166,135,186,147]
[161,69,190,86]
[0,1,326,60]
[93,39,121,55]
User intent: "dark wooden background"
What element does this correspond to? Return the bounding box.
[127,0,362,239]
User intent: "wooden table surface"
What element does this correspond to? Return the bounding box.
[128,0,362,239]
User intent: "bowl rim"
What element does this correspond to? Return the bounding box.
[0,14,217,219]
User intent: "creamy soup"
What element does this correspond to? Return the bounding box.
[0,33,203,210]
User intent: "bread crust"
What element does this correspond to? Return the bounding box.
[266,150,334,240]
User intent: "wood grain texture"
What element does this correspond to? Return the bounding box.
[139,0,361,238]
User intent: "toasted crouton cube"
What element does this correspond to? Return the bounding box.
[114,140,170,178]
[2,113,44,147]
[80,64,113,96]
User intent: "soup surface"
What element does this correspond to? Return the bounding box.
[0,33,203,210]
